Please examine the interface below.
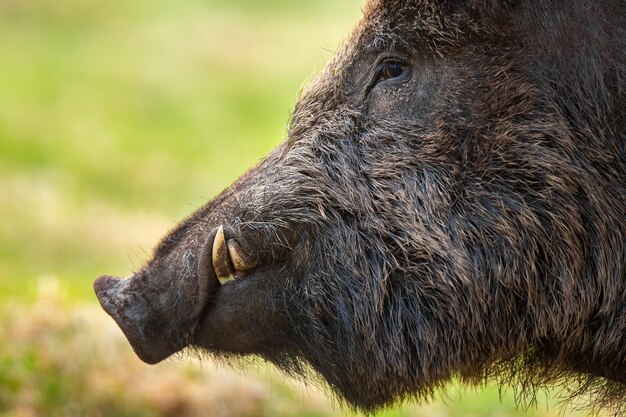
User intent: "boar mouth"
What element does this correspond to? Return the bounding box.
[94,225,260,364]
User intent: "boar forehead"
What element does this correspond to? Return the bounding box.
[359,0,492,52]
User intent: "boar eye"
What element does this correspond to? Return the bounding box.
[376,60,408,83]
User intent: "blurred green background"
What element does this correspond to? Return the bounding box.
[0,0,603,416]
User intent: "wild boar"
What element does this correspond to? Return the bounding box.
[95,0,626,413]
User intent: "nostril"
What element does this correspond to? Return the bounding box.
[93,275,120,296]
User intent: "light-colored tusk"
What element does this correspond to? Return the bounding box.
[227,240,257,271]
[212,226,235,285]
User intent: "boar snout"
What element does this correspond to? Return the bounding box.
[94,268,212,364]
[93,225,252,364]
[94,275,174,364]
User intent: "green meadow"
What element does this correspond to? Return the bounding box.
[0,0,603,415]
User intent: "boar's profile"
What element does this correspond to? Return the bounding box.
[95,0,626,413]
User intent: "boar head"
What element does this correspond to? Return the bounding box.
[95,0,626,411]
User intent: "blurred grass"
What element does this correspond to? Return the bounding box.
[0,0,602,416]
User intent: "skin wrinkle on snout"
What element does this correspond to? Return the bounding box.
[95,0,626,414]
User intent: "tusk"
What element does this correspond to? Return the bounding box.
[212,226,235,285]
[227,240,257,271]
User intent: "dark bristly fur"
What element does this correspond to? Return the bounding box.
[94,0,626,414]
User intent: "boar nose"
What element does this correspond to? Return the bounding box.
[94,274,120,296]
[93,275,126,314]
[94,274,178,364]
